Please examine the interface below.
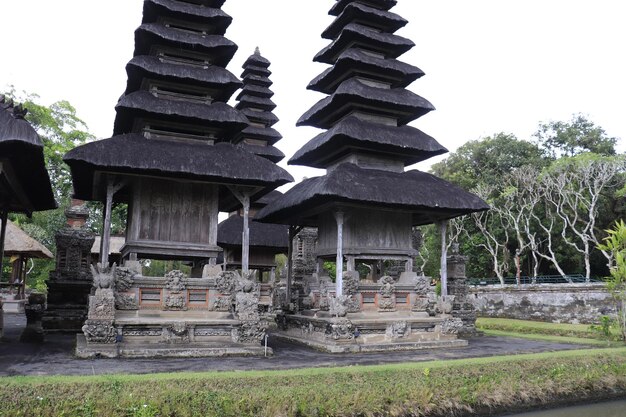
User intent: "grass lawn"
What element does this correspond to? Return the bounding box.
[1,348,626,417]
[476,317,623,342]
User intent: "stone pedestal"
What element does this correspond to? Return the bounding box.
[20,293,46,343]
[447,250,479,337]
[43,200,95,333]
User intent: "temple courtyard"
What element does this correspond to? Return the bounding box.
[1,312,591,377]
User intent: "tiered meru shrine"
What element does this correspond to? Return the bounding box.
[1,0,488,357]
[256,0,488,352]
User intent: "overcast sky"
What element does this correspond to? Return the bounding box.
[1,0,625,187]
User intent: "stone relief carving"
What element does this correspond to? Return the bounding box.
[342,271,359,296]
[88,289,115,320]
[91,263,116,290]
[164,323,190,344]
[414,276,430,296]
[412,296,430,313]
[385,321,409,340]
[329,295,349,318]
[216,271,238,294]
[233,320,267,344]
[82,320,116,344]
[211,296,231,312]
[115,267,136,292]
[165,270,187,292]
[115,293,138,310]
[440,318,464,335]
[379,276,396,297]
[438,295,455,315]
[327,319,355,341]
[165,293,186,311]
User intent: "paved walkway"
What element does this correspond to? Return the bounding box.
[0,313,592,377]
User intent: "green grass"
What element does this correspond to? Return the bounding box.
[1,348,626,417]
[482,329,614,346]
[477,317,622,340]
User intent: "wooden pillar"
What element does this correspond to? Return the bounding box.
[241,194,250,276]
[0,210,7,282]
[100,180,115,267]
[439,221,448,297]
[334,211,344,296]
[406,257,414,273]
[287,226,296,302]
[346,256,355,272]
[270,267,276,282]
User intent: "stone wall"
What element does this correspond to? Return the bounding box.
[470,284,615,324]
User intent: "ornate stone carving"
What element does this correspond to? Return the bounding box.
[165,270,187,292]
[440,318,464,335]
[82,320,116,344]
[342,271,359,296]
[211,296,231,312]
[412,296,430,312]
[115,293,138,310]
[91,263,116,290]
[378,297,396,312]
[379,276,396,297]
[122,328,162,337]
[386,321,409,340]
[87,289,115,320]
[438,296,455,315]
[216,271,238,294]
[165,293,186,311]
[329,295,349,318]
[163,323,190,344]
[414,276,430,296]
[115,267,135,292]
[318,285,330,311]
[327,319,355,341]
[233,320,267,344]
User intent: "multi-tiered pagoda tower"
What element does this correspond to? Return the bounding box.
[64,0,292,358]
[257,0,489,352]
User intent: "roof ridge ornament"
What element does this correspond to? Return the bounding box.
[254,46,261,56]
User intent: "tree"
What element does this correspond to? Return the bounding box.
[597,220,626,341]
[535,114,618,159]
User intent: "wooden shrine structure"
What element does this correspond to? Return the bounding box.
[257,0,489,352]
[64,0,292,358]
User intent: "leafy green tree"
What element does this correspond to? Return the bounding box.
[535,114,618,159]
[597,220,626,341]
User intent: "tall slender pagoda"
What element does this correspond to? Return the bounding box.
[257,0,489,353]
[64,0,292,358]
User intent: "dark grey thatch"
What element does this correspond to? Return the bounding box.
[242,74,273,88]
[238,126,282,144]
[256,163,489,226]
[290,115,447,168]
[238,143,285,163]
[217,215,289,250]
[298,78,434,129]
[235,95,276,112]
[314,23,414,65]
[0,97,56,212]
[113,91,248,136]
[322,2,407,40]
[125,56,241,101]
[330,0,397,16]
[243,51,271,69]
[236,84,274,100]
[241,108,279,127]
[4,221,53,259]
[64,134,293,201]
[134,24,237,67]
[180,0,226,8]
[308,48,423,94]
[242,65,271,78]
[255,190,284,207]
[142,0,232,35]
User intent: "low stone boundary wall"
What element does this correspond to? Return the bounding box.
[469,283,615,324]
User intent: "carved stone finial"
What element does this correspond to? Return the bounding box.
[12,104,28,119]
[254,46,261,55]
[90,263,116,289]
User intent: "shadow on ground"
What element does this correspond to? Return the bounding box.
[0,313,591,377]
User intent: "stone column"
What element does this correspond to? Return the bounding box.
[447,245,478,337]
[20,293,46,343]
[334,211,344,296]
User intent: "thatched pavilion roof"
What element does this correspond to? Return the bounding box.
[3,221,53,259]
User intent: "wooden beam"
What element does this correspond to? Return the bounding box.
[100,177,125,266]
[334,211,345,296]
[0,210,7,283]
[226,186,262,278]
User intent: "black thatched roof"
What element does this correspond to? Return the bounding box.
[298,78,434,129]
[113,91,249,137]
[236,84,274,100]
[177,0,226,8]
[235,95,276,112]
[125,56,241,101]
[308,48,423,94]
[322,2,407,40]
[134,24,237,67]
[241,108,279,127]
[330,0,397,16]
[242,65,271,78]
[290,115,447,168]
[255,190,284,207]
[256,163,489,227]
[314,23,414,65]
[238,143,284,163]
[64,134,293,201]
[237,125,282,145]
[243,49,271,68]
[142,0,232,35]
[0,97,56,213]
[242,74,272,88]
[217,215,288,250]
